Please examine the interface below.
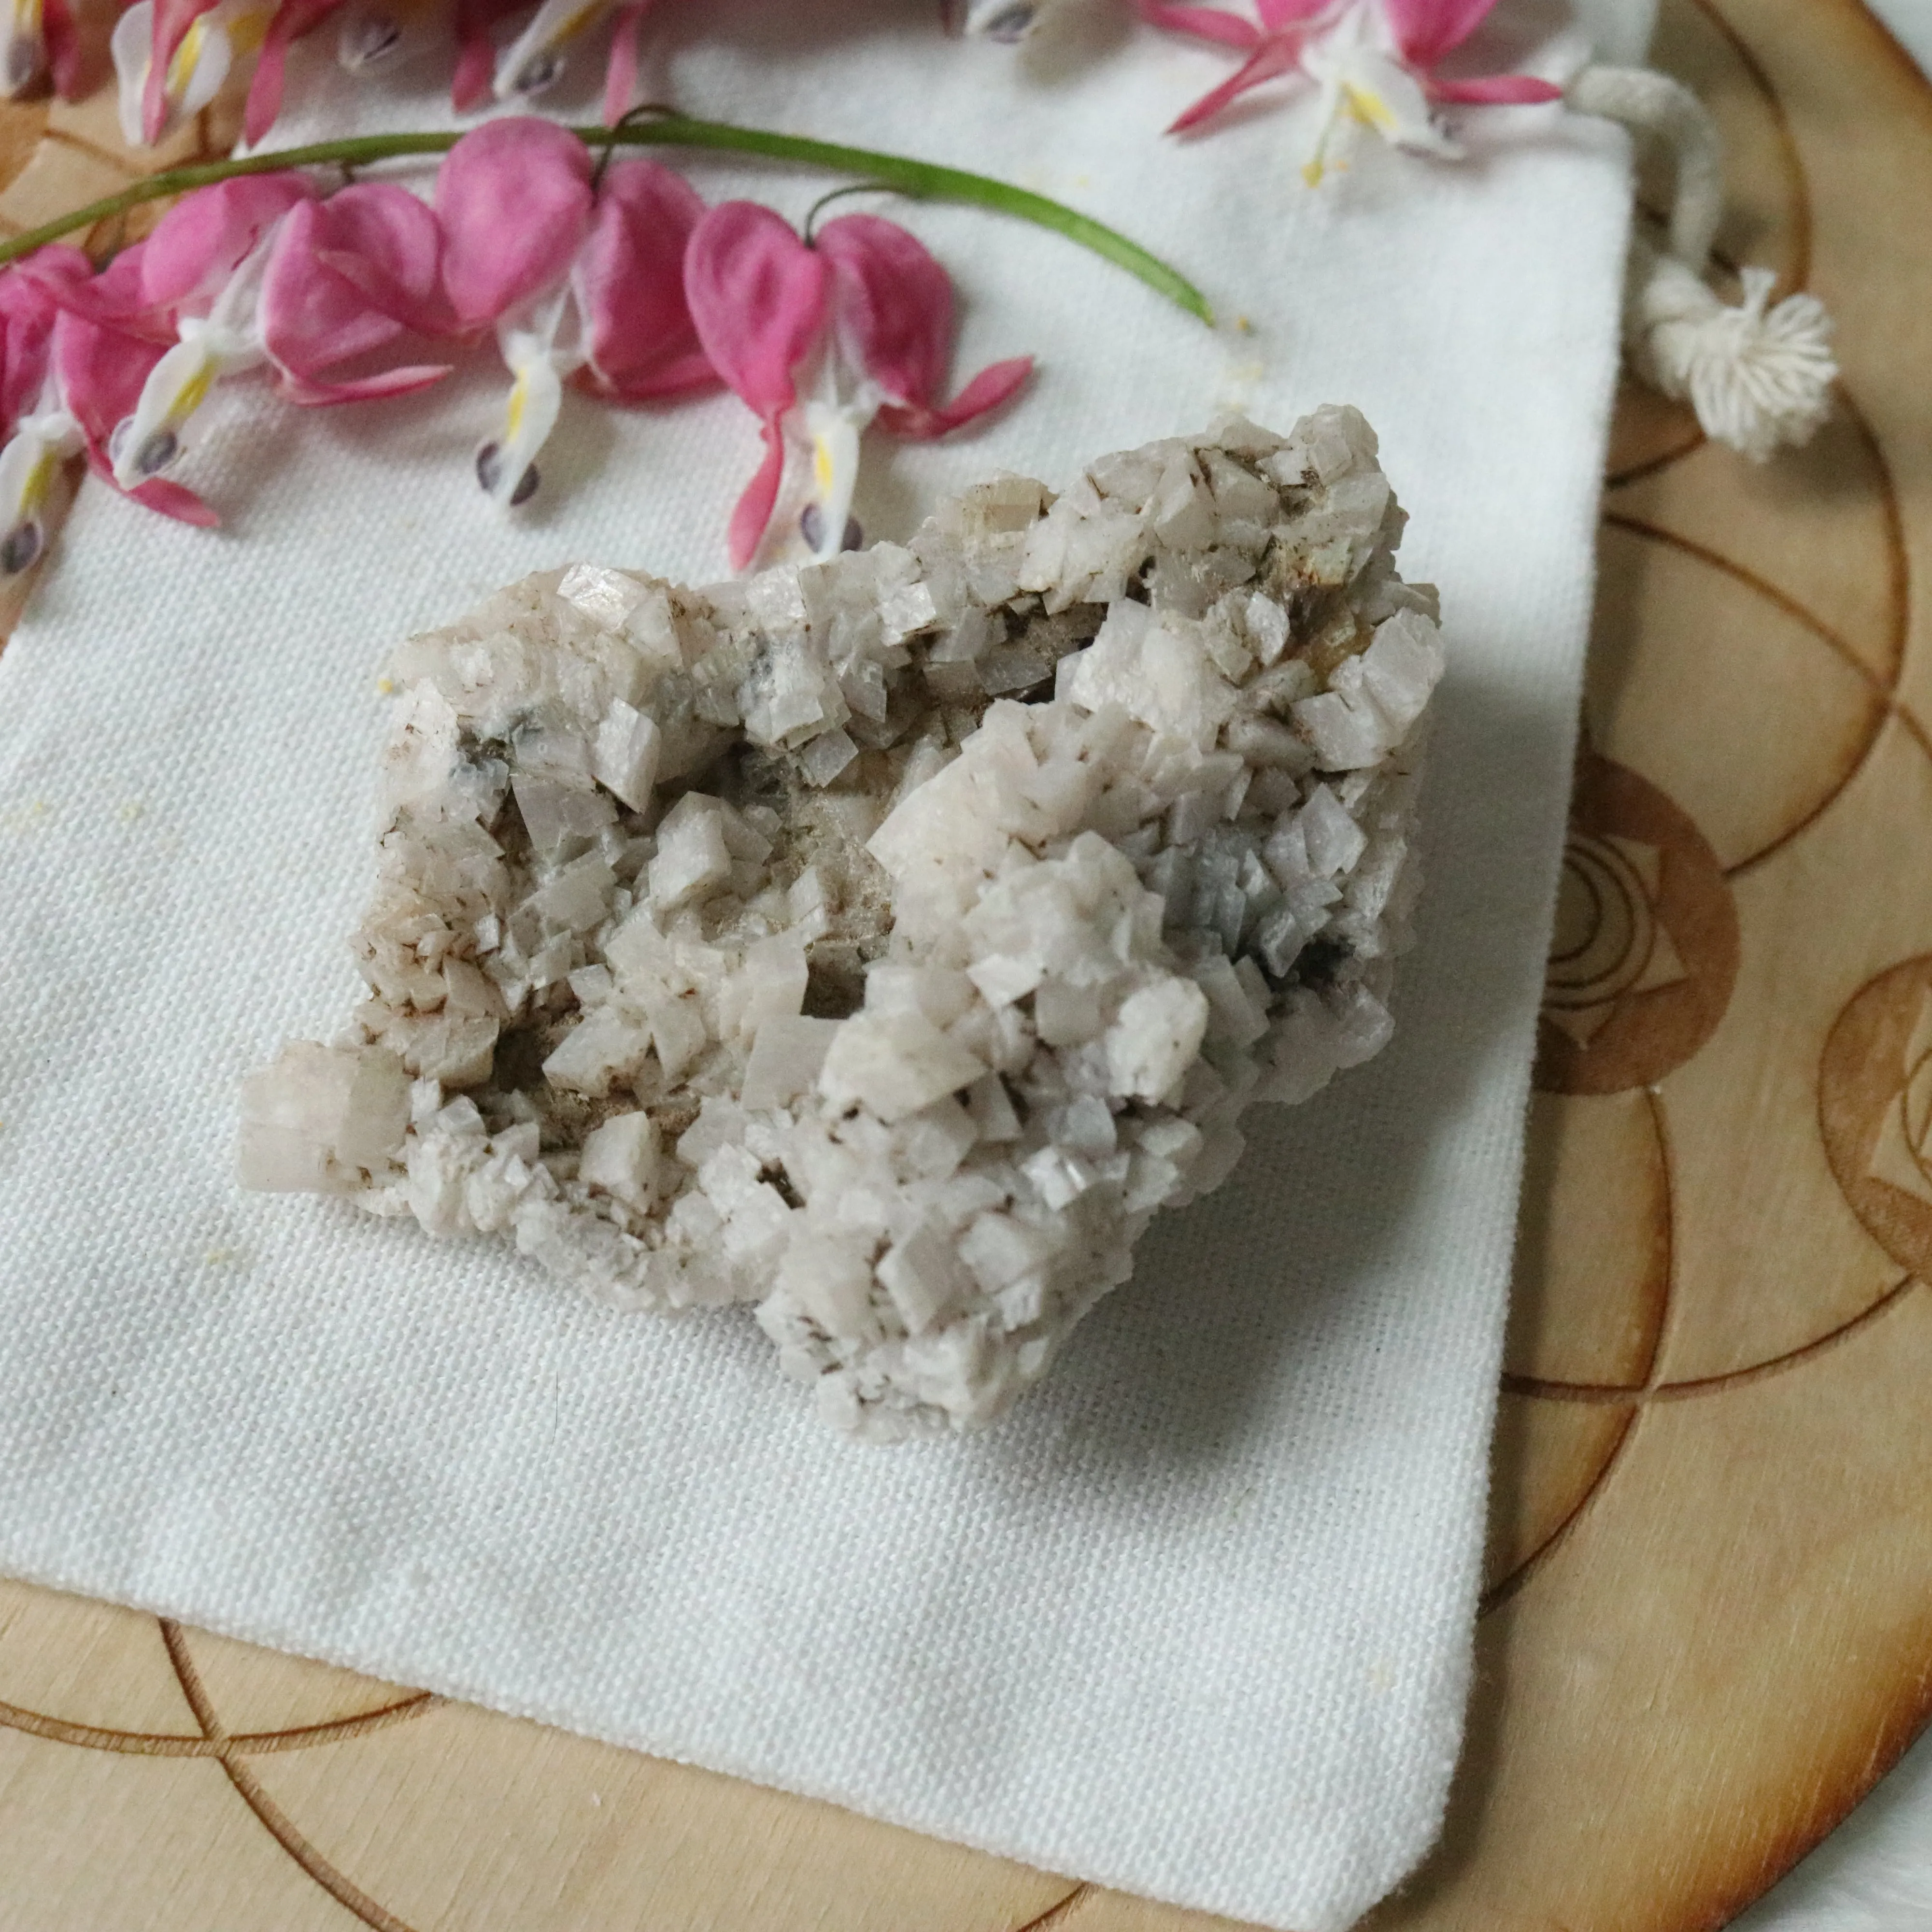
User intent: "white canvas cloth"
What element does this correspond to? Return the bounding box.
[0,4,1650,1926]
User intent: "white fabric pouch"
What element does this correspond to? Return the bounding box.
[0,3,1648,1925]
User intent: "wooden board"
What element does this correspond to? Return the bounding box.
[2,2,1930,1926]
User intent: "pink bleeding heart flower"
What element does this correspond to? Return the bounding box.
[1143,0,1560,174]
[0,249,86,435]
[52,246,219,531]
[100,173,314,490]
[680,202,824,568]
[814,215,1035,442]
[435,116,595,334]
[29,172,309,354]
[116,0,277,148]
[137,172,313,320]
[572,159,718,403]
[140,0,218,140]
[0,249,94,574]
[258,184,453,405]
[685,203,1032,571]
[68,173,452,500]
[428,125,710,511]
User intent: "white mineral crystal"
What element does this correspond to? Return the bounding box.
[240,408,1445,1439]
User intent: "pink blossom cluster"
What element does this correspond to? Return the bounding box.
[106,0,668,149]
[94,0,1045,156]
[76,0,1560,166]
[0,117,1032,579]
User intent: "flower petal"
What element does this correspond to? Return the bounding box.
[796,402,863,563]
[126,471,221,524]
[43,0,82,99]
[436,117,595,331]
[726,422,786,572]
[1380,0,1497,65]
[1136,1,1260,49]
[305,180,452,337]
[0,0,47,99]
[451,0,524,109]
[22,235,171,343]
[50,303,217,525]
[1425,69,1561,101]
[50,287,158,456]
[683,200,827,421]
[0,418,79,575]
[244,0,350,147]
[0,249,87,431]
[142,0,222,142]
[139,173,313,318]
[1255,0,1333,25]
[601,0,651,125]
[1339,41,1455,149]
[1166,31,1305,132]
[812,214,1030,441]
[279,361,450,406]
[875,355,1032,441]
[113,1,152,143]
[574,158,715,401]
[260,193,455,401]
[811,212,959,413]
[111,472,220,524]
[476,352,562,507]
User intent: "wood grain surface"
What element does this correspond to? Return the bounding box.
[3,2,1931,1927]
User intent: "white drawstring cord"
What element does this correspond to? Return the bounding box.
[1569,64,1837,461]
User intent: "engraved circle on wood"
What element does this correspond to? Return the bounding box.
[1534,752,1739,1095]
[1820,954,1932,1279]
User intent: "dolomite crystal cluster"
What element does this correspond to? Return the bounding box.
[240,408,1445,1438]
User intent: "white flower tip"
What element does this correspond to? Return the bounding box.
[964,0,1040,41]
[337,7,403,71]
[0,426,61,575]
[476,357,563,511]
[1,29,44,98]
[1636,255,1837,462]
[112,3,153,144]
[494,32,567,99]
[108,415,186,493]
[0,517,43,575]
[475,440,540,510]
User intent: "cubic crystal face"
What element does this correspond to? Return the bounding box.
[241,408,1445,1439]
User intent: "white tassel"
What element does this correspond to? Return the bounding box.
[1629,239,1835,461]
[1569,65,1838,461]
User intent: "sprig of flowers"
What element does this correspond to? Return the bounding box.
[0,112,1213,320]
[98,0,1057,153]
[0,112,1209,587]
[1141,0,1562,180]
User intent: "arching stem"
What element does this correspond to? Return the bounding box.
[0,112,1215,324]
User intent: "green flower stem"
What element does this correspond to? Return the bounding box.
[0,113,1214,324]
